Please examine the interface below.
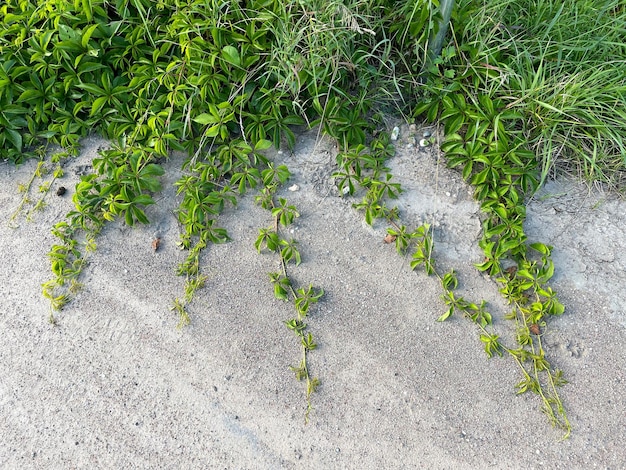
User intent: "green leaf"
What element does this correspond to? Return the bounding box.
[285,319,305,333]
[274,283,288,300]
[480,333,503,358]
[255,139,272,150]
[205,125,221,137]
[90,96,108,116]
[141,163,165,177]
[530,242,552,256]
[81,0,93,21]
[17,89,43,102]
[437,308,453,322]
[552,299,565,315]
[81,24,99,48]
[302,333,317,351]
[221,46,241,66]
[5,129,22,151]
[132,194,154,206]
[441,270,458,290]
[193,113,216,125]
[77,83,105,95]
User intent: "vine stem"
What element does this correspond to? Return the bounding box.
[385,212,569,437]
[268,204,317,422]
[271,199,298,300]
[9,160,46,227]
[510,293,571,437]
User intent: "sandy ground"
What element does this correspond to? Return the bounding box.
[1,127,625,469]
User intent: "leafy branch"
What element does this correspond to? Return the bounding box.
[255,168,323,422]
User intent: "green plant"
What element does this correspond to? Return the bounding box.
[447,0,626,187]
[389,213,569,436]
[254,171,323,422]
[12,0,418,318]
[2,0,594,436]
[171,140,268,326]
[410,32,575,436]
[327,111,570,436]
[7,146,75,228]
[412,70,571,436]
[41,141,165,320]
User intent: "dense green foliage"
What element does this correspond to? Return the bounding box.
[423,0,626,186]
[0,0,435,162]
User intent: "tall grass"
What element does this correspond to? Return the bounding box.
[452,0,626,187]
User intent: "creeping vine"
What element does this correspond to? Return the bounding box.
[254,165,323,421]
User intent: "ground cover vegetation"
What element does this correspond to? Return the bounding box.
[2,0,624,433]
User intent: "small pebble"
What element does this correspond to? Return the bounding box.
[390,126,400,141]
[288,184,299,191]
[56,186,66,196]
[419,138,430,147]
[423,130,432,138]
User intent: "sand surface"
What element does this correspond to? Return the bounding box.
[1,127,625,469]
